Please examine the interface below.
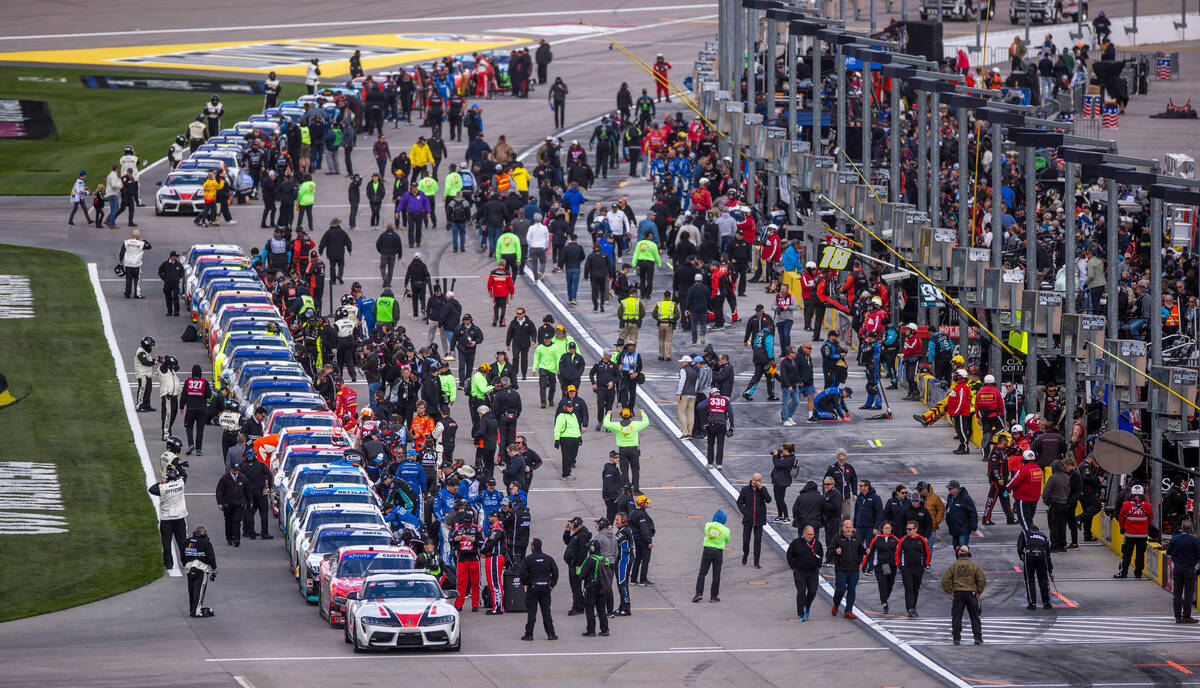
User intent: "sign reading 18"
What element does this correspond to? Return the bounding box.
[818,245,852,270]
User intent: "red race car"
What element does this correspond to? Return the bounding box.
[319,545,417,627]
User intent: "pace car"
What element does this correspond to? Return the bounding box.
[344,573,461,652]
[155,170,209,215]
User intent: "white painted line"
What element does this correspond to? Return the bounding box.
[529,485,714,492]
[206,645,885,662]
[669,646,722,650]
[89,263,181,577]
[518,221,970,685]
[234,677,256,688]
[0,4,718,41]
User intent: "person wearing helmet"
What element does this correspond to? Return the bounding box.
[133,336,157,413]
[629,494,655,585]
[118,144,143,207]
[982,432,1018,526]
[333,306,358,382]
[1007,449,1044,530]
[1115,484,1153,579]
[948,369,974,454]
[698,387,734,468]
[156,354,182,441]
[203,94,223,137]
[975,374,1005,454]
[901,324,922,400]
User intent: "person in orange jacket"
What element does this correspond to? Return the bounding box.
[410,400,436,448]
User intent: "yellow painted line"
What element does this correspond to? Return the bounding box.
[748,581,767,585]
[962,678,1015,686]
[0,33,524,76]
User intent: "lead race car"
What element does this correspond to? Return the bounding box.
[344,572,461,652]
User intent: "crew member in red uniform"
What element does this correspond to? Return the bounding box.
[486,260,515,327]
[901,324,923,400]
[652,54,672,101]
[1115,484,1153,579]
[334,375,358,425]
[759,224,783,286]
[974,374,1005,453]
[481,511,507,614]
[812,270,849,340]
[452,509,483,610]
[859,297,887,339]
[1007,449,1044,530]
[700,388,734,469]
[946,369,974,455]
[797,261,818,328]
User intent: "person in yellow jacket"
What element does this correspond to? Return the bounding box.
[651,291,678,361]
[631,237,662,299]
[693,509,731,603]
[409,136,433,182]
[603,407,649,491]
[533,334,559,408]
[549,324,575,361]
[495,228,522,275]
[553,399,584,479]
[617,295,644,347]
[510,161,531,198]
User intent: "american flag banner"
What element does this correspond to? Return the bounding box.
[1082,94,1100,118]
[1156,58,1172,80]
[1101,102,1119,129]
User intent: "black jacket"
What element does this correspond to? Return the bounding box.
[862,533,900,572]
[181,534,217,570]
[492,386,522,422]
[562,525,591,567]
[778,357,799,388]
[214,470,250,507]
[786,536,823,572]
[157,260,184,287]
[450,323,483,353]
[771,452,797,488]
[558,352,585,381]
[737,484,772,525]
[237,458,274,492]
[629,507,655,543]
[560,242,586,270]
[404,259,430,288]
[438,298,462,332]
[790,481,824,533]
[502,452,527,490]
[828,532,865,572]
[519,549,559,590]
[319,226,353,261]
[556,394,589,428]
[472,412,498,451]
[882,496,909,536]
[601,463,622,502]
[375,228,403,257]
[684,282,710,312]
[711,363,734,397]
[366,179,386,205]
[506,317,537,350]
[583,250,612,282]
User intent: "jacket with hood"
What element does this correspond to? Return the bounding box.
[771,451,797,488]
[790,481,824,533]
[703,510,731,549]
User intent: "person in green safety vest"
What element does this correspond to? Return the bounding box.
[549,324,575,361]
[438,360,457,407]
[495,228,523,276]
[553,398,583,479]
[617,295,644,347]
[693,509,730,603]
[533,334,560,408]
[631,236,662,299]
[375,289,398,329]
[299,123,313,175]
[417,175,439,228]
[443,164,462,227]
[296,173,316,233]
[651,291,678,361]
[468,362,494,425]
[602,407,649,491]
[298,293,316,318]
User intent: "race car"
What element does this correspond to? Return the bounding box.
[215,344,292,387]
[297,524,393,599]
[155,170,209,215]
[234,375,314,409]
[287,502,388,569]
[344,572,461,652]
[264,409,339,435]
[318,545,417,627]
[284,483,382,544]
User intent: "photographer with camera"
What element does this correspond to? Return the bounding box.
[148,443,188,570]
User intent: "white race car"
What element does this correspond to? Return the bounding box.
[155,170,209,215]
[344,572,461,652]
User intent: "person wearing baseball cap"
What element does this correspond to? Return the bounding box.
[601,449,622,521]
[941,541,986,645]
[944,480,978,551]
[563,516,591,615]
[158,248,185,317]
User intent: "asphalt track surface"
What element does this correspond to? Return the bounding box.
[0,2,1196,687]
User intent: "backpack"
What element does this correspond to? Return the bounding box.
[181,325,199,342]
[1023,532,1049,562]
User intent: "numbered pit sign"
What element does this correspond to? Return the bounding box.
[818,244,852,270]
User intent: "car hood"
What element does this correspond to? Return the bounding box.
[359,600,448,626]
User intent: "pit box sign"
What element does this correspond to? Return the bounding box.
[814,156,835,169]
[906,210,929,226]
[918,281,946,306]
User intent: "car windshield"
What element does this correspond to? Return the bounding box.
[338,554,415,578]
[284,452,346,474]
[297,491,373,515]
[293,470,364,492]
[314,533,391,554]
[361,579,442,599]
[166,174,208,186]
[305,511,383,534]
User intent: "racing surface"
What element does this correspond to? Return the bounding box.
[0,2,1195,687]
